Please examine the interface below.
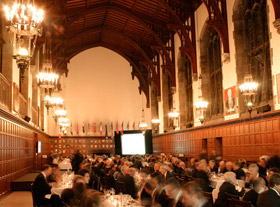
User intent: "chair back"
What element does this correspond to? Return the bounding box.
[203,191,214,207]
[115,180,126,194]
[231,198,254,207]
[30,183,37,207]
[225,192,239,200]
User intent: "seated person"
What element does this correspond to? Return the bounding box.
[80,189,103,207]
[33,164,56,206]
[77,169,90,187]
[246,163,267,188]
[217,160,226,174]
[192,161,211,192]
[225,161,233,172]
[233,161,245,180]
[165,177,183,207]
[117,165,137,199]
[257,173,280,207]
[208,160,218,174]
[150,173,173,207]
[61,188,79,207]
[72,175,86,203]
[215,172,245,207]
[181,181,207,207]
[243,177,266,206]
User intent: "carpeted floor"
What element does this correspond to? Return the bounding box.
[0,192,33,207]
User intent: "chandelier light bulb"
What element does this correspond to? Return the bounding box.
[195,101,208,109]
[18,47,28,56]
[152,119,160,124]
[168,111,179,118]
[55,109,67,117]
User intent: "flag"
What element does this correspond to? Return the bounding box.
[116,121,119,134]
[121,121,124,134]
[100,122,103,135]
[76,122,79,134]
[105,124,108,138]
[82,123,85,134]
[133,121,135,130]
[127,121,130,130]
[93,123,96,133]
[88,123,90,135]
[70,123,73,135]
[111,122,114,138]
[138,121,140,129]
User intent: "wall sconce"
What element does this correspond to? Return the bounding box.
[195,101,208,124]
[168,109,179,130]
[239,75,259,115]
[152,118,160,134]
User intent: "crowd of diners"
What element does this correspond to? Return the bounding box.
[32,150,280,207]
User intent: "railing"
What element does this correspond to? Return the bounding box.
[19,93,27,117]
[32,106,38,125]
[0,73,11,110]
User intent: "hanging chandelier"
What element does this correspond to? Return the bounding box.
[139,108,147,133]
[4,2,44,37]
[45,95,64,109]
[152,118,160,134]
[55,109,67,117]
[195,101,208,124]
[239,75,259,114]
[3,1,44,76]
[37,64,59,88]
[37,33,59,88]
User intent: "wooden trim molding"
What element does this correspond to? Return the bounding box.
[154,110,280,137]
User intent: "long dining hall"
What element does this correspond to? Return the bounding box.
[1,0,280,207]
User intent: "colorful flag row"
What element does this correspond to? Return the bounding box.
[70,121,141,137]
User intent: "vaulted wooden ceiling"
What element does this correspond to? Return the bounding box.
[36,0,203,105]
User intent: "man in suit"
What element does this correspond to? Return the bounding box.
[165,177,183,207]
[233,161,245,180]
[33,164,55,206]
[181,181,207,207]
[118,165,137,199]
[257,173,280,207]
[159,164,174,180]
[243,177,266,206]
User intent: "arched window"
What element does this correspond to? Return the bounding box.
[200,28,224,120]
[233,0,272,112]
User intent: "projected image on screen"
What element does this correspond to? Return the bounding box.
[121,133,146,155]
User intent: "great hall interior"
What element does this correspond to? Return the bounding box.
[1,0,280,206]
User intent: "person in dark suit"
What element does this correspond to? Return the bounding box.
[208,160,218,174]
[117,165,137,199]
[165,177,183,207]
[159,164,174,180]
[192,161,211,192]
[33,164,55,206]
[257,173,280,207]
[217,160,227,174]
[233,161,245,180]
[215,172,245,207]
[243,177,266,206]
[181,181,208,207]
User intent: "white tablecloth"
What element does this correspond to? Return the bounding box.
[58,163,72,170]
[210,177,245,189]
[51,184,72,196]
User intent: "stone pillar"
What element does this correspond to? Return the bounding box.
[162,70,170,132]
[177,53,187,128]
[150,82,159,134]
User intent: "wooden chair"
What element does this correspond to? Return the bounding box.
[229,199,254,207]
[115,180,126,194]
[30,183,38,207]
[225,192,239,200]
[203,191,214,207]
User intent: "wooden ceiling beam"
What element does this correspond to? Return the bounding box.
[64,27,153,67]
